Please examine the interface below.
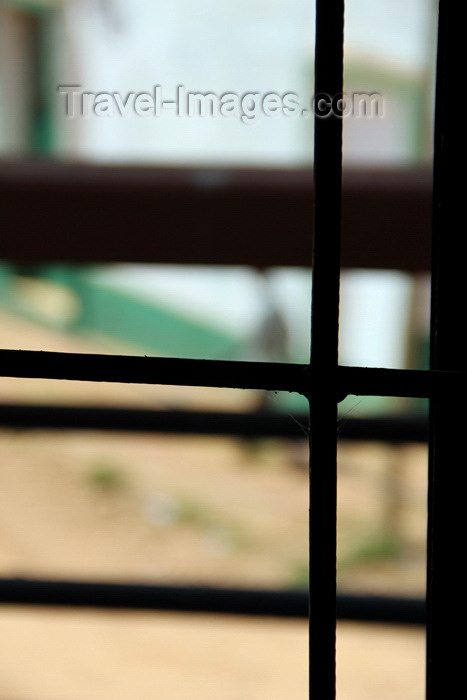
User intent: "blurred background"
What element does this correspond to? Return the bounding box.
[0,1,436,698]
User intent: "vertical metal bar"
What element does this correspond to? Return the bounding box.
[427,1,464,698]
[309,2,344,698]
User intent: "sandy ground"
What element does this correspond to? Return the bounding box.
[0,310,427,699]
[0,609,425,700]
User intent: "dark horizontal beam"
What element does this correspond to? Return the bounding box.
[0,349,309,395]
[0,403,429,443]
[4,350,467,401]
[0,161,431,270]
[1,403,310,437]
[338,365,467,400]
[0,578,425,625]
[337,415,428,443]
[336,593,425,626]
[4,350,466,402]
[0,578,306,619]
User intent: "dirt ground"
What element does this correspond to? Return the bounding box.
[0,608,425,700]
[0,310,427,699]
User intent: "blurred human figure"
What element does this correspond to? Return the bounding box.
[251,270,290,364]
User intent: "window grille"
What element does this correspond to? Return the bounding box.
[0,1,457,698]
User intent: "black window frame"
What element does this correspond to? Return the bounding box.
[0,1,457,697]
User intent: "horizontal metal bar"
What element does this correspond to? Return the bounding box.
[6,351,464,402]
[0,579,306,619]
[0,404,430,443]
[0,403,309,438]
[339,365,467,400]
[0,161,431,271]
[337,415,428,443]
[0,349,308,395]
[0,579,425,625]
[336,594,425,626]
